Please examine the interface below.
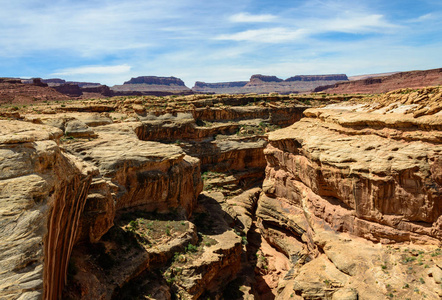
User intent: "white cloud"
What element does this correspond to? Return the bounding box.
[215,27,307,43]
[407,13,437,23]
[230,12,277,23]
[52,64,131,76]
[323,14,399,33]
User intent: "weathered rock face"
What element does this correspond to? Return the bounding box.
[0,113,204,299]
[256,87,442,299]
[0,121,95,300]
[66,122,203,217]
[264,103,442,244]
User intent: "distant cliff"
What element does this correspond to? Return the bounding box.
[314,68,442,94]
[192,74,348,94]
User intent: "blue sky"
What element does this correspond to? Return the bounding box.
[0,0,441,87]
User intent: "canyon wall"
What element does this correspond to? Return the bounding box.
[257,86,442,299]
[0,121,95,300]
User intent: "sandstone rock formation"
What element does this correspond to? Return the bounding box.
[0,120,96,300]
[257,86,442,299]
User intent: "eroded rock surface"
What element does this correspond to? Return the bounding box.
[258,87,442,299]
[0,121,95,300]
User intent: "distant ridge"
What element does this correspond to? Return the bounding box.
[192,74,348,94]
[314,68,442,94]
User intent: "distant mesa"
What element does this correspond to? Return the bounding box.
[112,76,192,96]
[123,76,186,86]
[249,74,284,83]
[192,74,349,94]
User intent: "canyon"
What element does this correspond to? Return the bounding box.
[0,86,441,300]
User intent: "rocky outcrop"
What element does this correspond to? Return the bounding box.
[256,86,442,299]
[264,92,442,244]
[0,120,95,300]
[0,115,203,298]
[315,67,442,94]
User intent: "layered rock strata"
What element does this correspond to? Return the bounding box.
[0,121,95,300]
[256,87,442,299]
[264,100,442,245]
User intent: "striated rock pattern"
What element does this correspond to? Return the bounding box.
[0,121,95,300]
[255,87,442,299]
[264,102,442,244]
